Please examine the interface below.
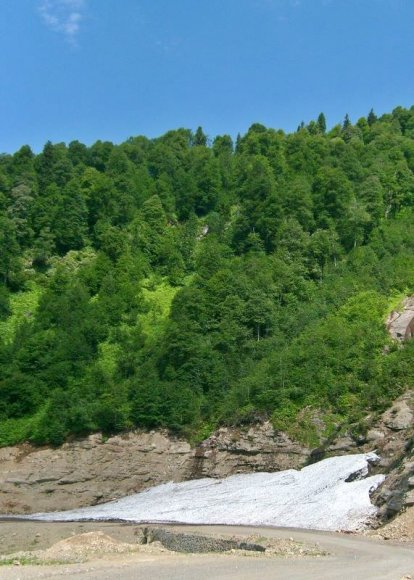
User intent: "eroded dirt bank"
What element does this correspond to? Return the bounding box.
[0,424,309,514]
[1,392,414,524]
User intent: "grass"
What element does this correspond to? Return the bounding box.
[0,556,68,566]
[0,416,33,447]
[97,341,121,377]
[140,277,181,340]
[385,289,410,319]
[0,282,41,343]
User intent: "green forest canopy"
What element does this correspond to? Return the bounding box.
[1,106,414,446]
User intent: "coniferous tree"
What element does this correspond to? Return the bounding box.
[193,126,208,147]
[343,114,351,130]
[367,108,378,127]
[317,112,327,134]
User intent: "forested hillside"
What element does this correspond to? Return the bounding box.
[1,107,414,447]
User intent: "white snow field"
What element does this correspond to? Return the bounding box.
[27,453,385,531]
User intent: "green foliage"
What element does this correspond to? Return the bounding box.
[140,277,181,341]
[0,282,41,343]
[189,421,217,445]
[0,415,33,446]
[2,107,414,446]
[272,407,341,448]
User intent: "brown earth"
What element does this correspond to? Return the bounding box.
[0,424,309,514]
[0,521,324,564]
[1,392,414,529]
[0,523,413,580]
[368,506,414,542]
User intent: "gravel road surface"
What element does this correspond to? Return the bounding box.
[2,524,414,580]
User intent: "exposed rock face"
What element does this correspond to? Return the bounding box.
[382,400,413,431]
[1,394,413,525]
[386,297,414,341]
[288,392,414,524]
[0,432,191,514]
[0,424,310,515]
[345,393,414,521]
[191,422,309,479]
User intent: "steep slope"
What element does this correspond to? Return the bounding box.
[1,107,414,465]
[1,392,414,529]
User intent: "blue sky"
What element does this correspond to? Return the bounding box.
[1,0,413,153]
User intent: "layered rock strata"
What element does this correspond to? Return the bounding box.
[0,425,309,514]
[1,392,413,524]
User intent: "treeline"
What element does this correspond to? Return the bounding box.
[1,106,414,446]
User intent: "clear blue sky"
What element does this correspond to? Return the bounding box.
[1,0,413,153]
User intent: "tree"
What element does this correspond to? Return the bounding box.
[54,179,88,253]
[313,167,352,225]
[317,113,327,134]
[10,145,36,186]
[35,141,73,190]
[0,216,20,286]
[339,198,371,250]
[281,176,314,230]
[358,175,384,224]
[308,228,342,278]
[193,126,208,147]
[212,135,233,157]
[367,108,377,127]
[32,227,55,268]
[132,195,170,267]
[189,148,221,215]
[89,140,114,172]
[68,140,88,166]
[232,155,280,251]
[343,114,351,130]
[7,183,35,246]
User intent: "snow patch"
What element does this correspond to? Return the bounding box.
[26,453,384,531]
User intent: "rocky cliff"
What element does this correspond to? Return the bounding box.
[0,393,413,524]
[386,297,414,341]
[0,424,309,514]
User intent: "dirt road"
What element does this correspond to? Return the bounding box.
[2,524,414,579]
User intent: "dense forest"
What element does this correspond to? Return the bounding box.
[1,106,414,447]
